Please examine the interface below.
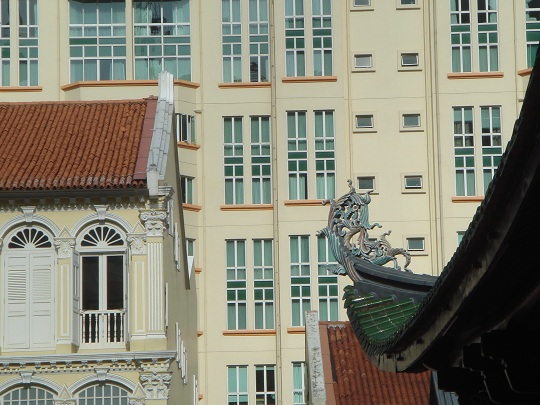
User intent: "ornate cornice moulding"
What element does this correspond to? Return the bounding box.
[0,351,176,375]
[0,195,146,213]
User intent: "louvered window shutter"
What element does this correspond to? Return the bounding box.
[29,252,54,348]
[4,255,30,349]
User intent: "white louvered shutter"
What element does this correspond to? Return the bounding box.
[4,255,30,349]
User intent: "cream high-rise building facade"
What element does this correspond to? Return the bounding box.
[0,0,535,404]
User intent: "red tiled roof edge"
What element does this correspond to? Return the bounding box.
[324,321,432,405]
[0,100,150,191]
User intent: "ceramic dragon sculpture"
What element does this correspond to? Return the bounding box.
[318,180,412,282]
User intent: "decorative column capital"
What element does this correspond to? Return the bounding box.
[140,210,168,237]
[127,234,147,255]
[139,372,172,399]
[54,237,76,259]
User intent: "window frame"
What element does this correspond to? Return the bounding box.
[453,106,476,196]
[249,0,270,82]
[317,234,339,322]
[176,113,196,144]
[287,111,309,200]
[353,113,376,133]
[402,174,425,194]
[133,0,192,81]
[312,0,333,77]
[224,116,245,205]
[253,239,275,330]
[292,362,307,405]
[255,365,277,405]
[352,53,374,71]
[357,175,377,194]
[69,0,127,82]
[396,0,420,9]
[290,235,311,327]
[0,0,10,86]
[400,112,423,131]
[450,0,500,73]
[284,0,306,77]
[180,175,194,204]
[77,224,128,348]
[351,0,373,11]
[405,236,426,252]
[227,365,249,405]
[314,110,336,200]
[398,51,422,71]
[226,239,247,331]
[250,115,272,204]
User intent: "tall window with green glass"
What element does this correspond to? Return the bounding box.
[287,111,308,200]
[253,239,274,330]
[285,0,305,77]
[312,0,332,76]
[251,116,272,204]
[481,106,502,193]
[226,240,247,330]
[0,0,9,86]
[227,365,248,405]
[526,0,540,67]
[477,0,498,72]
[290,236,310,327]
[224,117,244,205]
[18,0,37,86]
[453,107,476,196]
[69,0,126,82]
[314,110,335,200]
[256,365,276,405]
[133,0,191,80]
[450,0,471,72]
[317,234,338,321]
[292,362,306,405]
[249,0,269,82]
[222,0,242,82]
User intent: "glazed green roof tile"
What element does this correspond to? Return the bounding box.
[344,285,422,345]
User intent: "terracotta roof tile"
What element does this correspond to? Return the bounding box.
[0,99,156,191]
[326,322,431,405]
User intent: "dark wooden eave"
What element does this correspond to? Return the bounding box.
[339,51,540,404]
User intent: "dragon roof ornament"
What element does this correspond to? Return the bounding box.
[318,180,412,282]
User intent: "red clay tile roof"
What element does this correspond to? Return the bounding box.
[325,322,431,405]
[0,98,156,191]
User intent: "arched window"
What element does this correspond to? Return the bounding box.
[81,225,124,247]
[77,384,130,405]
[1,386,54,405]
[2,227,55,350]
[8,228,53,249]
[77,225,127,347]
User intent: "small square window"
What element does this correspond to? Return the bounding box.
[358,176,375,191]
[404,175,423,189]
[403,113,421,128]
[354,54,373,69]
[406,237,425,251]
[401,53,419,67]
[355,114,374,129]
[354,0,371,5]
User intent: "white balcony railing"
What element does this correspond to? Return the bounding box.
[80,309,126,345]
